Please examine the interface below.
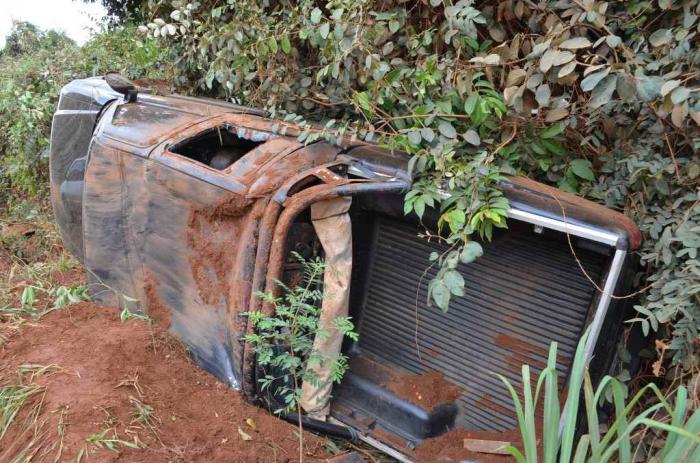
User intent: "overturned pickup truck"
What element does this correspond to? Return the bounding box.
[50,76,641,461]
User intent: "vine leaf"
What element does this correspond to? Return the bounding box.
[460,242,484,264]
[570,159,595,181]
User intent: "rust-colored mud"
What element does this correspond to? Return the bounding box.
[198,192,253,222]
[385,370,463,412]
[186,192,251,306]
[0,302,331,462]
[413,428,521,463]
[144,272,171,330]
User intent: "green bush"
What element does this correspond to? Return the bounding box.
[0,21,169,206]
[142,0,699,374]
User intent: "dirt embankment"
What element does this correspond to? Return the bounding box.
[0,300,332,462]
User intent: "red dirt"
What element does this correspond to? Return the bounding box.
[0,302,332,462]
[385,370,463,412]
[186,192,251,306]
[144,272,171,330]
[200,192,253,221]
[413,428,521,463]
[48,267,86,287]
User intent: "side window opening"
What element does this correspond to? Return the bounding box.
[170,126,264,170]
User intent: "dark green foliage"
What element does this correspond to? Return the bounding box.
[0,21,169,206]
[143,0,699,371]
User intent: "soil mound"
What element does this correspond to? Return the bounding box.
[0,302,331,462]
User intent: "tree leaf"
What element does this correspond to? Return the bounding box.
[545,107,569,122]
[421,127,435,142]
[661,80,681,97]
[526,39,552,59]
[559,37,592,49]
[670,87,690,104]
[408,130,422,145]
[541,139,566,155]
[589,75,617,109]
[649,29,672,47]
[553,51,575,66]
[539,48,558,72]
[431,280,450,312]
[268,37,278,53]
[558,61,576,78]
[605,35,622,48]
[635,73,662,101]
[310,7,322,24]
[506,68,527,87]
[570,159,595,181]
[443,270,465,296]
[460,241,483,263]
[464,129,480,146]
[536,84,551,106]
[319,23,330,40]
[355,91,371,111]
[540,123,563,139]
[671,101,688,128]
[580,68,610,92]
[464,94,479,115]
[281,35,291,54]
[470,54,501,65]
[438,121,457,138]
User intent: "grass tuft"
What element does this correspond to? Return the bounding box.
[0,384,45,440]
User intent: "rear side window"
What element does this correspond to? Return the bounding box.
[170,125,263,170]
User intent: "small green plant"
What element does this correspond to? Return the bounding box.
[244,252,357,462]
[130,397,153,423]
[245,253,357,413]
[52,285,89,309]
[119,307,151,323]
[2,284,43,318]
[499,329,700,463]
[85,428,141,453]
[130,396,159,434]
[1,284,89,322]
[17,285,37,317]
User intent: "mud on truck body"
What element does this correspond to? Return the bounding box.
[50,76,641,461]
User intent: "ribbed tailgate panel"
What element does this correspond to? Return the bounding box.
[357,217,605,431]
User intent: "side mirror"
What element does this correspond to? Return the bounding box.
[104,72,138,103]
